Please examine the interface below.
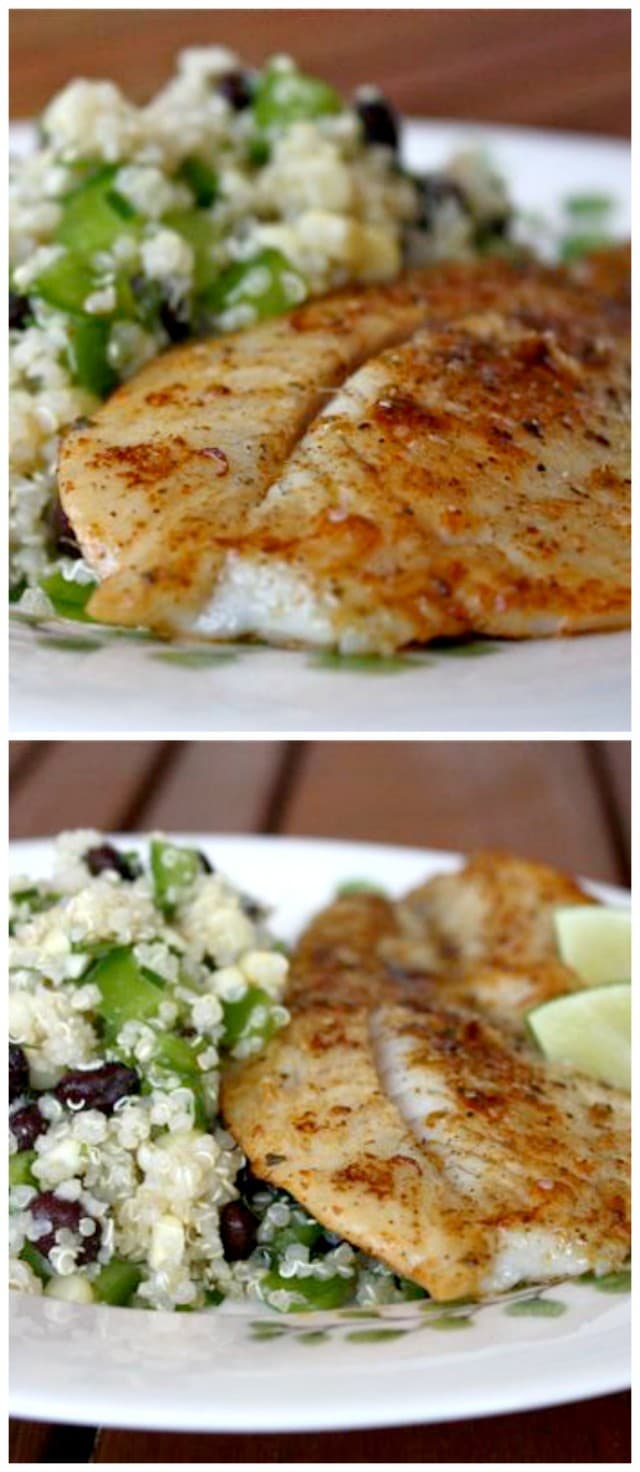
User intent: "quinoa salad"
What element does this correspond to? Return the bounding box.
[10,44,511,606]
[9,833,427,1313]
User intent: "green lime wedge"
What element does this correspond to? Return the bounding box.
[527,982,630,1090]
[554,906,630,986]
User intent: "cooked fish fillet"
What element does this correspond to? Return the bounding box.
[383,851,596,1021]
[58,250,630,650]
[58,276,438,634]
[221,854,630,1300]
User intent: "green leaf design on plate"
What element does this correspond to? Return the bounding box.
[429,639,502,658]
[309,651,422,674]
[505,1297,566,1318]
[151,649,238,668]
[249,1323,289,1339]
[425,1314,472,1331]
[591,1270,631,1294]
[339,1307,384,1320]
[336,880,388,898]
[563,192,613,218]
[298,1330,330,1344]
[346,1328,408,1343]
[560,231,613,262]
[37,634,102,652]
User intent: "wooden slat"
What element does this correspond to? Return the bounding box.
[9,741,165,838]
[10,9,630,135]
[8,1420,52,1465]
[9,742,37,775]
[93,1391,630,1463]
[596,740,631,869]
[138,741,285,833]
[281,740,625,884]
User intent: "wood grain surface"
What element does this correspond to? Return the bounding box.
[9,738,630,1463]
[10,9,630,135]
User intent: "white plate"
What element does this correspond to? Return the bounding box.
[9,835,631,1432]
[10,120,631,736]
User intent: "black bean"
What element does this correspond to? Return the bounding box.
[235,1162,271,1204]
[28,1191,101,1265]
[315,1230,343,1255]
[10,1102,45,1150]
[220,1200,258,1261]
[159,299,192,344]
[416,174,467,230]
[9,1045,30,1103]
[9,292,31,330]
[216,70,252,111]
[196,849,214,874]
[84,843,141,881]
[241,896,263,921]
[54,1061,140,1114]
[49,494,82,558]
[356,94,399,151]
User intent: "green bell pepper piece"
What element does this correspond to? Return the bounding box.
[66,316,117,397]
[201,249,306,322]
[150,839,206,916]
[20,1241,53,1282]
[39,571,97,621]
[163,209,221,292]
[177,156,218,208]
[94,1257,143,1305]
[34,248,137,320]
[56,164,141,255]
[87,944,165,1040]
[262,1266,356,1311]
[221,984,278,1051]
[34,250,102,315]
[147,1030,209,1127]
[253,65,342,129]
[9,1150,37,1187]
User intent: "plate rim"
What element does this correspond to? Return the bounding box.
[9,834,630,1431]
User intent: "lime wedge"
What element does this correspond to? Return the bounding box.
[554,906,631,986]
[527,983,630,1090]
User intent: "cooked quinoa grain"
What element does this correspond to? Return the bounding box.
[9,834,428,1313]
[9,46,511,601]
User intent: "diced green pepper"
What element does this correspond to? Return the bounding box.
[150,839,207,916]
[94,1257,143,1305]
[56,164,141,254]
[177,157,218,208]
[39,571,97,621]
[267,1218,326,1255]
[246,136,271,168]
[163,209,221,291]
[66,316,117,397]
[262,1266,356,1311]
[9,1150,37,1187]
[87,944,165,1040]
[395,1275,428,1300]
[221,984,278,1050]
[20,1241,53,1282]
[34,250,103,315]
[147,1030,209,1127]
[34,248,137,320]
[253,65,342,129]
[201,249,306,323]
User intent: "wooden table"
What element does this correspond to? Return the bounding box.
[10,9,630,134]
[9,739,630,1462]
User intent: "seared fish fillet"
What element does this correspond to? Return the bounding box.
[221,854,629,1300]
[59,250,630,651]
